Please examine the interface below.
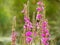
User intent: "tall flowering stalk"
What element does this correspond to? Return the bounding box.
[22,0,50,45]
[22,1,33,45]
[11,16,17,45]
[36,1,50,45]
[36,1,44,45]
[41,19,50,45]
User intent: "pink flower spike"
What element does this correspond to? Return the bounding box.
[26,31,32,36]
[26,37,33,43]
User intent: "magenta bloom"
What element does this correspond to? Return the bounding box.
[41,33,45,37]
[26,37,33,43]
[26,31,32,36]
[36,14,42,20]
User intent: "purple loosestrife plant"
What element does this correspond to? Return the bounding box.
[22,3,33,44]
[41,20,50,45]
[22,0,50,45]
[24,16,33,43]
[36,1,50,45]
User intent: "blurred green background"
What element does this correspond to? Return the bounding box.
[0,0,60,45]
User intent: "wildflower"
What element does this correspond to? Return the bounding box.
[41,21,50,45]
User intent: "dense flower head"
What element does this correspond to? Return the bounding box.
[26,37,33,43]
[25,31,32,36]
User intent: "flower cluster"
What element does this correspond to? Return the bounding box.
[36,1,44,30]
[36,1,50,45]
[41,20,50,45]
[22,1,50,45]
[24,16,33,31]
[24,16,33,43]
